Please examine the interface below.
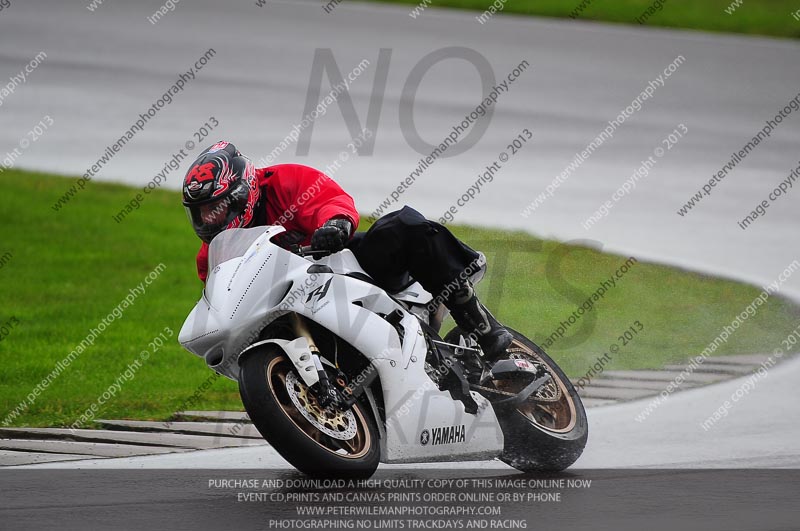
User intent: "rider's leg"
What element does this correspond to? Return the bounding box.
[444,280,513,361]
[352,206,512,360]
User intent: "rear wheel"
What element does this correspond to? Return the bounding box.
[238,346,380,478]
[444,326,587,471]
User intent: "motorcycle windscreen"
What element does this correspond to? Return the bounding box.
[207,226,271,271]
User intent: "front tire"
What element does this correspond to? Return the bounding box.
[238,346,380,478]
[445,326,588,471]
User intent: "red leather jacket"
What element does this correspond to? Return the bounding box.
[195,164,359,282]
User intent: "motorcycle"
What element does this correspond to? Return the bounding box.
[179,225,587,477]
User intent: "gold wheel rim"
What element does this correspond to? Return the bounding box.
[497,339,578,434]
[265,355,373,459]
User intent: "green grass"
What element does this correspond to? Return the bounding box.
[1,169,797,427]
[370,0,800,39]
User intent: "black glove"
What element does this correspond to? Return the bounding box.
[311,218,352,252]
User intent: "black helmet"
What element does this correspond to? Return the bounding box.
[182,141,260,243]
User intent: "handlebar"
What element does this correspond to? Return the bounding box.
[294,245,331,257]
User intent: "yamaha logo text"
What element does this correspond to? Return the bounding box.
[421,425,466,446]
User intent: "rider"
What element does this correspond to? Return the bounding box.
[182,141,512,360]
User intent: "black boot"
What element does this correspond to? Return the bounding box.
[446,282,513,361]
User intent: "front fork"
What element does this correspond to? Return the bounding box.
[290,312,377,409]
[290,313,339,407]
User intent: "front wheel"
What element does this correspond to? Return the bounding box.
[238,346,380,478]
[445,326,588,471]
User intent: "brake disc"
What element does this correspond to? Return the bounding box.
[284,371,358,440]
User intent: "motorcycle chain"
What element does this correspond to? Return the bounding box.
[471,384,517,397]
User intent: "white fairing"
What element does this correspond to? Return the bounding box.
[179,226,503,463]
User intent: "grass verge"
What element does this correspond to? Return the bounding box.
[365,0,800,39]
[0,169,797,427]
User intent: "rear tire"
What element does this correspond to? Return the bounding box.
[444,326,587,471]
[238,346,380,478]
